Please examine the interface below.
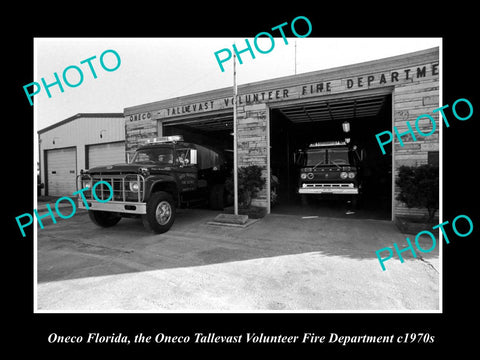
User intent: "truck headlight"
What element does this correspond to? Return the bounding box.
[348,172,356,179]
[307,173,314,180]
[301,173,307,180]
[129,181,140,192]
[82,180,92,189]
[340,172,348,179]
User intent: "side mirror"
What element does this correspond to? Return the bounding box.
[190,149,197,165]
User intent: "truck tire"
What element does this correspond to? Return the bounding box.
[209,184,225,210]
[142,191,176,234]
[88,210,121,228]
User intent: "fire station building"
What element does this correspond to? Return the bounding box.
[38,47,439,222]
[124,47,439,221]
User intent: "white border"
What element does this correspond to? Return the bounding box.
[33,38,39,312]
[34,39,442,314]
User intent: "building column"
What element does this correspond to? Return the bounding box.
[236,102,270,213]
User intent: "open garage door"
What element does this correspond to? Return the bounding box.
[45,147,77,196]
[160,111,234,210]
[87,141,126,169]
[162,110,234,158]
[270,91,392,220]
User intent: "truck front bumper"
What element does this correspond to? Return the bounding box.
[78,199,147,214]
[76,174,147,214]
[298,183,359,195]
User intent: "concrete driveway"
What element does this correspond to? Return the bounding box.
[36,208,439,312]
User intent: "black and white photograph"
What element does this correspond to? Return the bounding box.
[32,37,442,312]
[8,7,478,355]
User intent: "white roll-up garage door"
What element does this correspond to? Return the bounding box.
[46,147,77,196]
[87,141,125,169]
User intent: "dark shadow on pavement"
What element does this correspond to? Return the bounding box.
[37,208,439,283]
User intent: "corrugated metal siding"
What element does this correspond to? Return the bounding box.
[38,114,125,195]
[88,142,126,169]
[40,116,125,147]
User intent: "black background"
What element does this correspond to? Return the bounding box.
[8,5,478,356]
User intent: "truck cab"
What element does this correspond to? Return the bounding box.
[295,141,362,206]
[77,135,231,234]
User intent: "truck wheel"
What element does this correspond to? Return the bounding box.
[88,210,121,228]
[209,184,225,210]
[142,191,176,234]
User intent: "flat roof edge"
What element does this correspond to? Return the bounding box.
[124,47,439,115]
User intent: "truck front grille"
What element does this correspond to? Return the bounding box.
[77,174,145,202]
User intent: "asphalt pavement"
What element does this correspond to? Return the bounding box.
[36,207,440,312]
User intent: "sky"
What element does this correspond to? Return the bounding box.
[34,37,442,131]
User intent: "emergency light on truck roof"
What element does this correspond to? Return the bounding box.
[308,141,346,148]
[146,135,183,144]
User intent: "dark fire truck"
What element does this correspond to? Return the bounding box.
[77,135,231,234]
[295,141,362,207]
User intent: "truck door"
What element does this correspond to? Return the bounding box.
[175,148,198,192]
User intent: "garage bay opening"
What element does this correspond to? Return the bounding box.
[162,110,234,210]
[162,111,234,155]
[270,92,392,220]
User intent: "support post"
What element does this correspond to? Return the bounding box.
[233,53,239,216]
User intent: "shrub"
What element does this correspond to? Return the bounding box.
[395,164,439,222]
[225,165,266,209]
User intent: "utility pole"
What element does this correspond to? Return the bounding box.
[233,53,238,216]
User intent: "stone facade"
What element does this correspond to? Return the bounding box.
[391,68,439,218]
[236,103,269,208]
[125,112,157,161]
[123,48,440,220]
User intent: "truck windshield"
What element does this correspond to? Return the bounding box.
[301,148,351,167]
[304,149,327,166]
[328,148,349,165]
[131,147,174,165]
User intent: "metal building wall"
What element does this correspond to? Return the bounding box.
[38,113,125,196]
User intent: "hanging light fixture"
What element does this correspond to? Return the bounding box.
[342,121,350,133]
